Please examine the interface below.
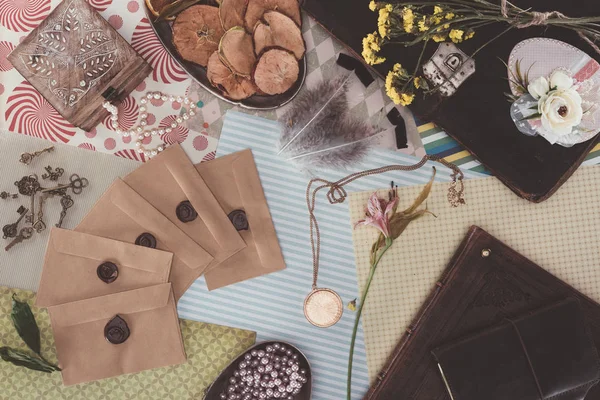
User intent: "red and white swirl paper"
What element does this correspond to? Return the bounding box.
[0,41,15,71]
[115,148,146,162]
[0,0,51,32]
[88,0,112,12]
[5,80,76,143]
[102,95,139,132]
[0,0,218,164]
[131,18,188,84]
[159,115,189,145]
[78,142,97,151]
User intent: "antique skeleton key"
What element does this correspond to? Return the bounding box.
[42,174,89,195]
[0,191,18,200]
[14,175,40,225]
[2,206,28,239]
[56,195,74,228]
[5,227,33,251]
[25,193,36,225]
[32,194,49,233]
[41,166,64,181]
[19,146,54,165]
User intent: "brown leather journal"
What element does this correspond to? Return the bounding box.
[365,226,600,399]
[432,298,600,400]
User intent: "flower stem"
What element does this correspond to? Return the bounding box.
[471,25,513,57]
[347,239,393,400]
[402,39,429,92]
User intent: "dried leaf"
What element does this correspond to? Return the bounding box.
[0,347,57,373]
[504,92,519,102]
[370,235,384,262]
[515,59,523,85]
[388,209,435,240]
[520,112,542,121]
[156,0,202,21]
[11,294,40,356]
[401,167,436,215]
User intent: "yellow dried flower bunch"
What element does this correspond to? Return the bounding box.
[363,0,600,106]
[363,2,485,104]
[384,64,415,106]
[361,32,386,65]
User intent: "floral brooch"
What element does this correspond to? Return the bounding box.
[508,38,600,147]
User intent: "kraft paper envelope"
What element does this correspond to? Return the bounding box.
[48,283,186,386]
[37,228,172,307]
[75,179,211,300]
[195,149,285,290]
[123,144,246,270]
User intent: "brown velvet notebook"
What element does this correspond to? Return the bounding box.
[364,226,600,399]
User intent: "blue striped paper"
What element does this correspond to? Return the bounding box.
[177,111,486,400]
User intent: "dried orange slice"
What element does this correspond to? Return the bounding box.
[207,51,257,100]
[253,48,299,95]
[244,0,301,32]
[173,5,225,67]
[253,11,305,59]
[218,26,256,76]
[219,0,248,31]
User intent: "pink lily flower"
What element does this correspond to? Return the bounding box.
[354,192,398,238]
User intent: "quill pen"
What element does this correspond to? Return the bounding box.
[277,75,378,170]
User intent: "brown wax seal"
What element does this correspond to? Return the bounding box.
[97,262,118,283]
[176,200,198,223]
[135,232,157,248]
[228,209,249,231]
[104,315,130,344]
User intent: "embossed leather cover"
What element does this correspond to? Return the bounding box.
[432,298,600,400]
[364,226,600,399]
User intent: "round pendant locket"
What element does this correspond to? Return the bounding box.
[303,288,343,328]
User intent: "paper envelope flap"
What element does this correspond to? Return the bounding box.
[109,179,213,270]
[232,150,285,269]
[163,144,245,254]
[48,283,172,327]
[50,228,173,274]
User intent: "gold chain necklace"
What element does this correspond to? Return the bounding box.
[303,155,465,328]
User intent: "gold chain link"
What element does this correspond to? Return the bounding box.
[305,155,465,289]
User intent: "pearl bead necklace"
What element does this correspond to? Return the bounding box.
[102,91,197,159]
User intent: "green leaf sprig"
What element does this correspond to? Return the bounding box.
[0,294,60,373]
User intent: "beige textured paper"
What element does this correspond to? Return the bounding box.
[349,165,600,383]
[0,130,140,292]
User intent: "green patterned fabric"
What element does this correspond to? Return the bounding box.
[0,286,256,399]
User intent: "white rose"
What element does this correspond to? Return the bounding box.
[549,70,574,91]
[539,88,583,135]
[528,76,550,99]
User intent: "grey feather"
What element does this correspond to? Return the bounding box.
[278,75,376,170]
